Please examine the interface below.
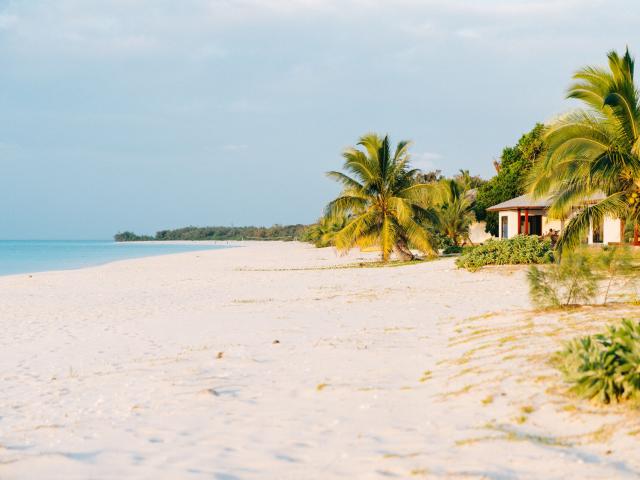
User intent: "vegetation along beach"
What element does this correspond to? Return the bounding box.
[2,2,640,479]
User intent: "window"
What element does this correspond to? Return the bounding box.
[501,216,509,239]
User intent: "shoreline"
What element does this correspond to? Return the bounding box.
[0,240,254,279]
[1,241,639,478]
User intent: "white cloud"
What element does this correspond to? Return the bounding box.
[411,152,442,171]
[0,0,608,60]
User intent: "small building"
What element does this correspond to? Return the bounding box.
[468,220,493,244]
[487,193,622,245]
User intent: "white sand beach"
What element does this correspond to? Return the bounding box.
[1,241,639,479]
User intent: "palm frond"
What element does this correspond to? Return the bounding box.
[557,193,627,252]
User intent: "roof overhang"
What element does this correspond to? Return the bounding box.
[486,205,549,212]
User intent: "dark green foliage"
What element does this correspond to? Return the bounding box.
[433,233,456,251]
[114,225,309,242]
[474,124,546,235]
[527,249,598,307]
[556,319,640,404]
[455,235,553,271]
[114,231,154,242]
[442,244,463,255]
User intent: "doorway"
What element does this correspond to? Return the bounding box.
[520,215,542,236]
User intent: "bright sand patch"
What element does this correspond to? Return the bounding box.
[1,241,639,479]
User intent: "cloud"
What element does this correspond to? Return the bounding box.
[411,152,442,171]
[0,0,609,62]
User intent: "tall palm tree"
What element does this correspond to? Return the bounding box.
[530,48,640,251]
[326,133,437,261]
[435,178,476,246]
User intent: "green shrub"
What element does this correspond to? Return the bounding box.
[556,319,640,404]
[528,246,639,307]
[455,235,553,271]
[443,244,463,255]
[528,249,598,307]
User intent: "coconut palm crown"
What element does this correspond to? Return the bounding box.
[529,48,640,251]
[435,178,476,247]
[326,133,437,261]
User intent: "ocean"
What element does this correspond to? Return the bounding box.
[0,240,232,276]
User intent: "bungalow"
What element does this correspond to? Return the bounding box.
[487,193,623,245]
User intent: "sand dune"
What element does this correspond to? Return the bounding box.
[1,241,639,479]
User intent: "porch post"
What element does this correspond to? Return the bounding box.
[517,208,521,235]
[524,209,529,235]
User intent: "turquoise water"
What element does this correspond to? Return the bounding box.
[0,240,231,276]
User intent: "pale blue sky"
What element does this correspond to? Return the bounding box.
[0,0,638,239]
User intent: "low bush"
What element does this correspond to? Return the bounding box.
[556,319,640,404]
[442,244,463,255]
[528,249,598,307]
[455,235,553,271]
[528,246,639,308]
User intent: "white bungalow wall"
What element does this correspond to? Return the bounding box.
[498,210,621,244]
[498,210,553,239]
[498,211,519,239]
[604,217,622,243]
[469,221,494,244]
[542,216,563,233]
[588,216,621,244]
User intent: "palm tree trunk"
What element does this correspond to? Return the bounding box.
[621,218,626,244]
[395,240,414,261]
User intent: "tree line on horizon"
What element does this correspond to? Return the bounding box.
[114,224,309,242]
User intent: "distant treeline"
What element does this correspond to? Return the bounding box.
[114,224,310,242]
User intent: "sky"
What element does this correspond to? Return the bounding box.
[1,0,639,239]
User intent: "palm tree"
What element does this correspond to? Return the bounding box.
[529,48,640,251]
[326,133,438,261]
[454,169,485,191]
[435,178,476,247]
